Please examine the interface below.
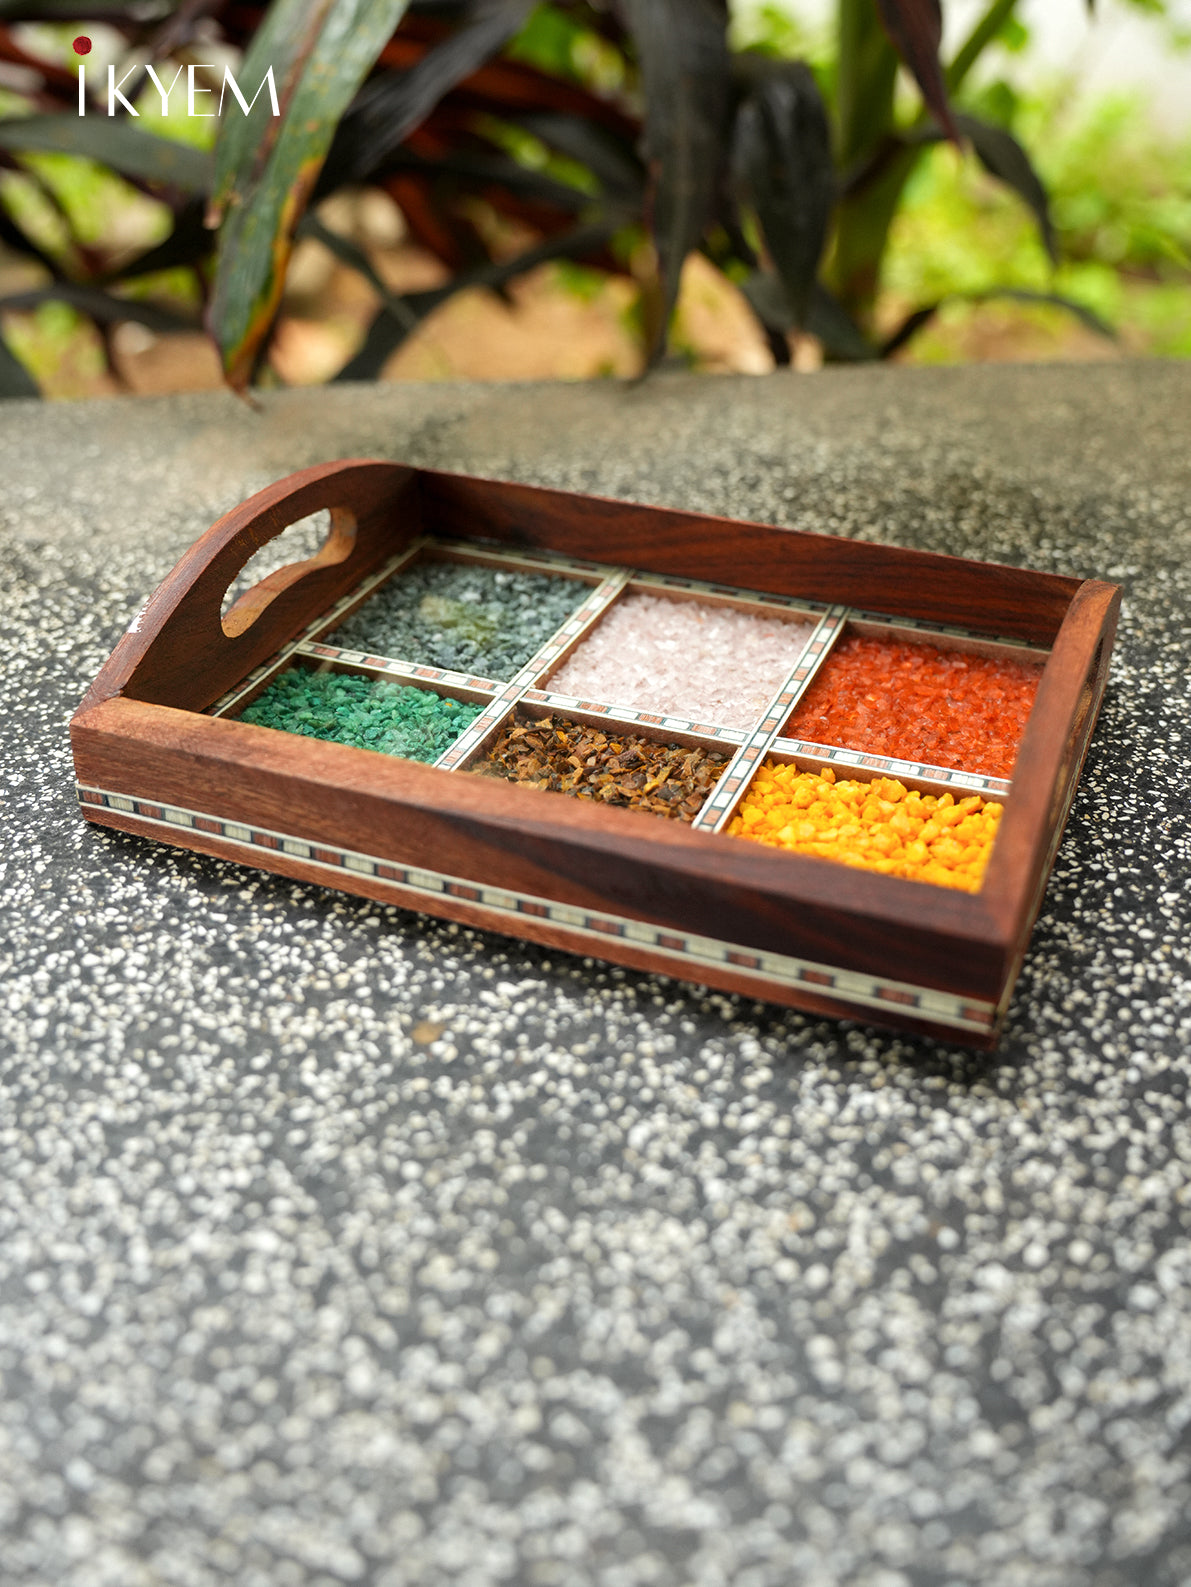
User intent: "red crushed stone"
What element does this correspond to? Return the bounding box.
[783,632,1043,779]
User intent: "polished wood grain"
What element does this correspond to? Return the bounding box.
[418,470,1083,646]
[71,459,1121,1046]
[72,695,1009,999]
[74,802,1003,1047]
[981,579,1119,959]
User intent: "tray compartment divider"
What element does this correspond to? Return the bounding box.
[290,645,501,702]
[433,567,631,773]
[521,688,749,751]
[769,737,1015,800]
[691,604,849,833]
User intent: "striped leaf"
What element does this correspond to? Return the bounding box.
[208,0,410,388]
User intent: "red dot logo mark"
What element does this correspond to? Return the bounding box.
[73,36,92,56]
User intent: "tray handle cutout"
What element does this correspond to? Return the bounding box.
[220,506,355,638]
[81,459,419,714]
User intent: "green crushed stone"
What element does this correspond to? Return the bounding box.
[240,669,481,763]
[329,559,587,681]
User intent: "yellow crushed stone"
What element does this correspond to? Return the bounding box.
[727,760,1002,892]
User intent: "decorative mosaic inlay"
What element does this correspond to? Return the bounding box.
[849,609,1051,657]
[76,784,997,1035]
[769,738,1014,799]
[628,570,831,619]
[520,690,748,749]
[433,538,611,580]
[294,643,499,698]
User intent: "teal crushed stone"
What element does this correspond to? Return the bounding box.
[239,669,481,763]
[328,559,587,681]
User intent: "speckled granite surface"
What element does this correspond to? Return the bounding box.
[2,365,1190,1587]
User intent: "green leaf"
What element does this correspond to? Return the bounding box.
[956,111,1056,262]
[0,328,38,398]
[945,0,1020,95]
[207,0,411,388]
[731,59,832,326]
[620,0,731,363]
[0,114,213,192]
[209,0,339,221]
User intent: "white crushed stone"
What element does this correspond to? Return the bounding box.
[546,592,814,728]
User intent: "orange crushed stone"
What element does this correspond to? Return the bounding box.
[727,760,1003,892]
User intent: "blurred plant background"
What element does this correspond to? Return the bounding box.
[0,0,1187,399]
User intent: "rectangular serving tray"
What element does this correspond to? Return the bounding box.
[71,460,1120,1048]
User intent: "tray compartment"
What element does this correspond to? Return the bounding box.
[235,660,485,766]
[324,544,595,681]
[722,751,1005,893]
[781,622,1047,781]
[538,585,819,732]
[464,706,731,825]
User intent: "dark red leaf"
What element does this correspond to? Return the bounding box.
[334,214,619,379]
[512,112,644,199]
[731,60,832,326]
[0,23,76,91]
[956,112,1056,262]
[739,271,874,362]
[377,26,637,139]
[620,0,732,363]
[325,0,536,190]
[874,0,958,142]
[878,300,940,358]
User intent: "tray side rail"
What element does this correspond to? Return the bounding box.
[980,577,1121,953]
[418,470,1083,647]
[73,695,1015,1005]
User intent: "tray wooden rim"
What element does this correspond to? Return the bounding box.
[70,459,1122,1048]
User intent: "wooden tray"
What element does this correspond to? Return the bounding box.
[71,460,1120,1048]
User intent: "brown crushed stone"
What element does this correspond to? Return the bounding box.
[473,712,728,823]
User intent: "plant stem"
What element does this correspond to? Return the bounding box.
[828,142,921,329]
[835,0,899,170]
[946,0,1019,95]
[829,0,904,326]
